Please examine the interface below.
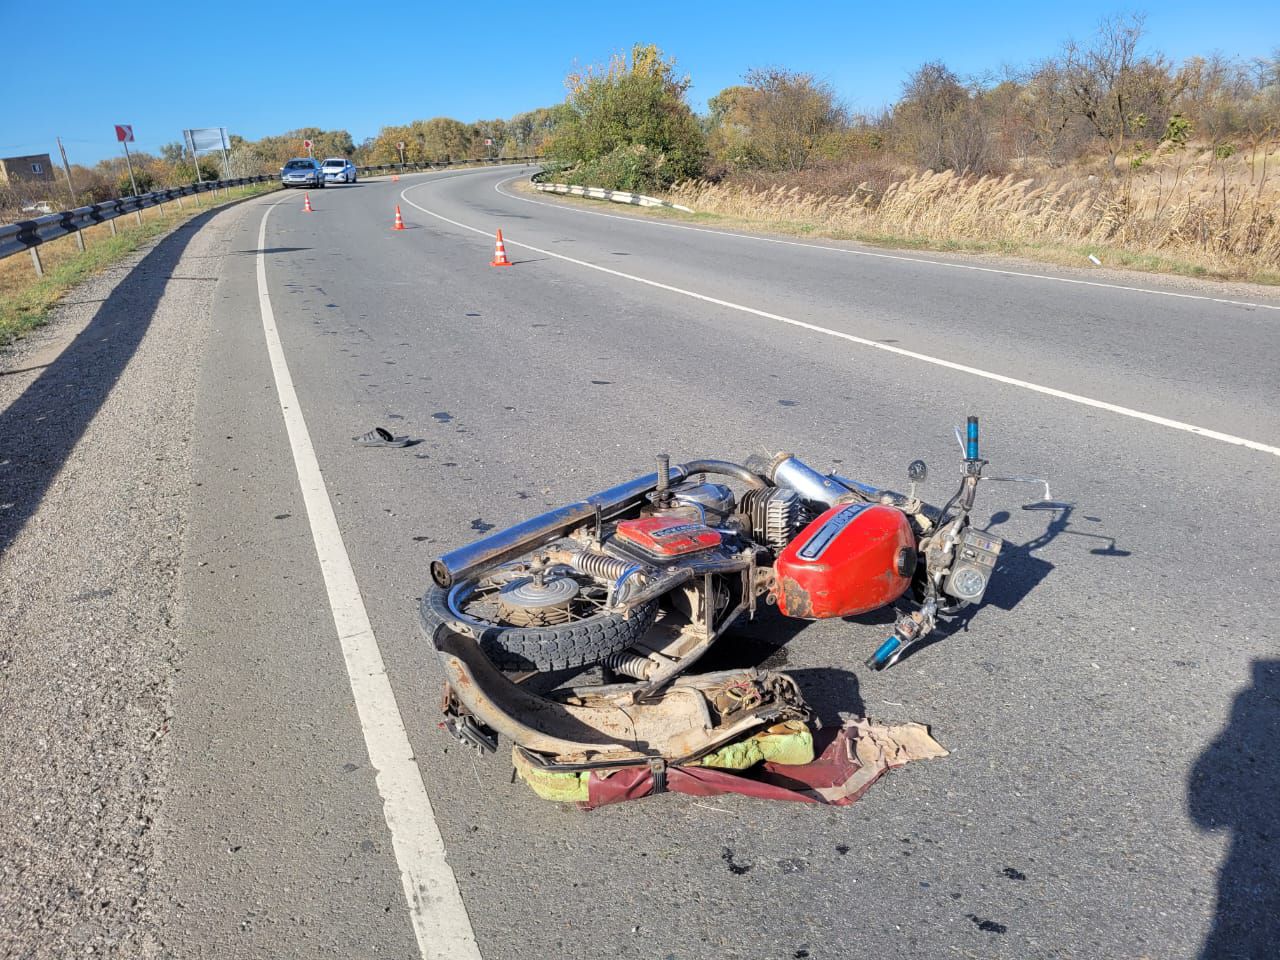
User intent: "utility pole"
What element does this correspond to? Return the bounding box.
[57,136,85,251]
[56,136,76,205]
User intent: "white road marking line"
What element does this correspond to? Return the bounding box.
[492,177,1280,314]
[255,198,483,960]
[402,184,1280,459]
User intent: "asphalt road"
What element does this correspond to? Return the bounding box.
[3,164,1278,959]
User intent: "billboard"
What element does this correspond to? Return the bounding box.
[184,127,229,154]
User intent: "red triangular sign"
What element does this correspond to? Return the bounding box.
[115,124,134,143]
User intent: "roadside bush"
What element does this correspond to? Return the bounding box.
[117,169,155,197]
[707,69,848,173]
[548,43,706,192]
[554,144,684,193]
[165,159,221,186]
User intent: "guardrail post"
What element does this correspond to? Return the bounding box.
[74,230,85,252]
[177,194,184,210]
[30,247,43,277]
[109,218,117,237]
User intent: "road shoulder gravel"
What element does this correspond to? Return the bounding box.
[0,197,266,958]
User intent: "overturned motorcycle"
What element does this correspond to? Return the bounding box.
[421,417,1043,804]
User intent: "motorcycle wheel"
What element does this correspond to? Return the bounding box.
[420,568,657,673]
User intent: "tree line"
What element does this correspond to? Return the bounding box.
[6,15,1276,215]
[2,114,557,214]
[547,19,1279,194]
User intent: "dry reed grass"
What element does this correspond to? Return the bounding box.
[668,145,1280,281]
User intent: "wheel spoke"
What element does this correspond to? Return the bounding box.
[454,568,620,628]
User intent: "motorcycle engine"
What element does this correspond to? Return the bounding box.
[645,479,807,555]
[737,487,806,553]
[664,481,736,523]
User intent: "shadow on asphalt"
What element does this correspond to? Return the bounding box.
[701,611,867,724]
[1189,658,1280,959]
[0,207,222,557]
[896,499,1131,666]
[786,667,865,726]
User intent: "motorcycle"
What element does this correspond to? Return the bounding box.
[421,416,1048,772]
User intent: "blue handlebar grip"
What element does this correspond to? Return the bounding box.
[966,416,980,460]
[869,636,901,669]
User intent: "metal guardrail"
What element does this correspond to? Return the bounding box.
[0,156,543,273]
[0,175,275,272]
[532,180,693,213]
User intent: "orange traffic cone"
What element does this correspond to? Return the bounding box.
[490,229,512,267]
[392,173,400,183]
[303,192,314,213]
[392,205,406,231]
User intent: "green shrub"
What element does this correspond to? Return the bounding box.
[117,168,155,197]
[558,144,688,193]
[548,43,705,192]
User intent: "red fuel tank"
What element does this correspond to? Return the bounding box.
[774,503,915,619]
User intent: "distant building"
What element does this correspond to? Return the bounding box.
[0,154,56,186]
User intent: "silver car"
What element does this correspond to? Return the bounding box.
[280,158,325,188]
[321,157,357,184]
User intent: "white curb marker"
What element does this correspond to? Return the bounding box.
[255,197,482,960]
[403,182,1280,459]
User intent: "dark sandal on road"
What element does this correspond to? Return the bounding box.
[353,427,410,448]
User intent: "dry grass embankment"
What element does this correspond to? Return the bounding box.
[665,146,1280,284]
[0,183,277,346]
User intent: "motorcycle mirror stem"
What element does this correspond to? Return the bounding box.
[907,459,927,500]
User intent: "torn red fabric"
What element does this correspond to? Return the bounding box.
[581,720,946,810]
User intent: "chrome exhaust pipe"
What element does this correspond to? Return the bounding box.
[430,467,688,588]
[765,452,863,508]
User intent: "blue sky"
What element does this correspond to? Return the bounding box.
[2,1,1276,165]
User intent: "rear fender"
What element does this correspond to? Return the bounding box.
[426,616,810,766]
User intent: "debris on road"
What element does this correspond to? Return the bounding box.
[512,717,946,808]
[353,426,411,447]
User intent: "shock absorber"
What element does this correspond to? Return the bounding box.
[562,550,633,581]
[602,650,653,680]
